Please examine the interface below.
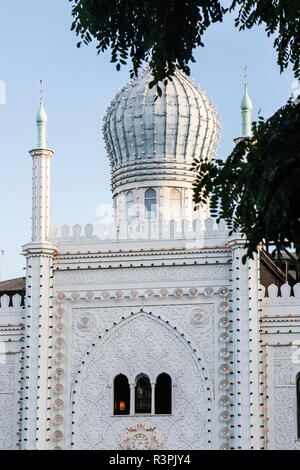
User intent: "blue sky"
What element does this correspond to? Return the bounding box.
[0,0,294,280]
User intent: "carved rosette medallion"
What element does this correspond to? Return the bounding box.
[120,422,163,450]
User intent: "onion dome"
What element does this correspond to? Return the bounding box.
[103,68,220,195]
[36,103,47,123]
[241,91,252,111]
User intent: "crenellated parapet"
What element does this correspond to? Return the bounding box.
[0,293,24,343]
[49,217,229,245]
[260,283,300,306]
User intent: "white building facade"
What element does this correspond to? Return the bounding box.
[0,69,300,450]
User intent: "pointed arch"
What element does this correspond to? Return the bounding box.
[72,310,212,450]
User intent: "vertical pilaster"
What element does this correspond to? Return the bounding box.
[248,255,261,450]
[228,236,258,449]
[30,149,53,242]
[20,97,56,448]
[151,383,155,414]
[21,246,55,449]
[130,383,135,415]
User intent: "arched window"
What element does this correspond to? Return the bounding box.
[135,374,151,413]
[169,189,181,219]
[297,374,300,438]
[114,374,130,415]
[155,373,172,414]
[126,191,134,222]
[144,188,156,219]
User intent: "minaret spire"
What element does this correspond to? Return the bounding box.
[240,65,252,138]
[29,81,53,242]
[21,82,55,449]
[36,79,47,148]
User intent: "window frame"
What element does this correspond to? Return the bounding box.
[144,188,157,219]
[135,373,152,414]
[155,373,172,415]
[112,372,173,417]
[113,373,130,416]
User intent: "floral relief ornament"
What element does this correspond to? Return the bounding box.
[120,422,163,450]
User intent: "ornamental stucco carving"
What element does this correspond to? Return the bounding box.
[55,265,228,286]
[275,388,295,450]
[71,303,214,380]
[0,355,18,449]
[274,347,293,387]
[120,422,163,450]
[73,313,210,450]
[273,347,297,450]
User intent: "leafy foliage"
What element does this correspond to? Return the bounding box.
[70,0,300,87]
[192,99,300,261]
[69,0,225,92]
[231,0,300,78]
[69,0,300,261]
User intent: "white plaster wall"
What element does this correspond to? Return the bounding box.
[51,261,231,450]
[73,312,211,450]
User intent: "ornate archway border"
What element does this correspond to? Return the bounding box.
[70,308,213,449]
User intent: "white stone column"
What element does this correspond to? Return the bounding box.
[151,383,155,414]
[248,254,261,450]
[20,145,56,449]
[21,244,56,450]
[228,235,260,450]
[130,383,135,415]
[30,148,54,242]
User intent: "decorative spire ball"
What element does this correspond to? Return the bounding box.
[240,66,252,138]
[36,79,47,148]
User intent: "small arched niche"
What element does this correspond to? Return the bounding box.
[114,374,130,415]
[155,373,172,414]
[126,191,134,222]
[135,373,152,413]
[169,188,181,219]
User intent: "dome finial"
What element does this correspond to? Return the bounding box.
[240,65,252,137]
[40,79,43,107]
[36,79,48,148]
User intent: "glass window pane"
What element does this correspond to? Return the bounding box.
[126,191,134,222]
[135,375,151,413]
[114,374,130,415]
[145,189,156,219]
[155,373,172,414]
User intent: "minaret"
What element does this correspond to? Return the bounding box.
[30,80,53,241]
[21,82,56,449]
[240,65,252,138]
[229,68,260,449]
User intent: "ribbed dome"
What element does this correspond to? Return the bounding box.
[103,68,220,194]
